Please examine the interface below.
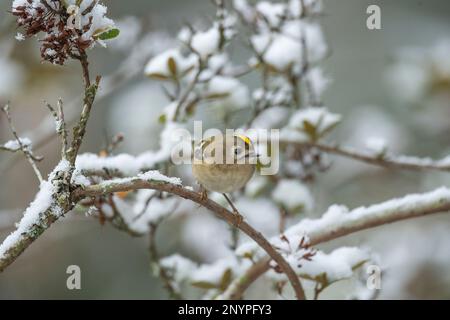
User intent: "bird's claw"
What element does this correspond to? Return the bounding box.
[200,189,208,201]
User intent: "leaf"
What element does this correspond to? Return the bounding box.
[96,28,120,41]
[243,252,254,260]
[168,57,177,77]
[158,114,167,124]
[147,73,171,80]
[302,120,317,141]
[220,269,233,291]
[191,281,218,290]
[204,92,230,100]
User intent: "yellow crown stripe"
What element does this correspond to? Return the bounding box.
[236,134,251,145]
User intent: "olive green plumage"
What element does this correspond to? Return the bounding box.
[192,134,256,193]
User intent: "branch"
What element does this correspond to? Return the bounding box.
[72,176,306,300]
[46,99,68,159]
[288,140,450,173]
[66,53,100,166]
[1,104,43,183]
[1,31,169,174]
[0,161,72,272]
[221,187,450,299]
[149,222,183,299]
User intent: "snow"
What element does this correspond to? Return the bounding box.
[144,49,197,79]
[386,39,450,104]
[297,247,369,282]
[159,254,197,283]
[251,106,290,129]
[178,27,193,43]
[306,67,330,101]
[272,179,314,212]
[286,187,450,241]
[75,1,115,42]
[289,0,323,17]
[365,137,387,155]
[0,180,53,259]
[76,152,163,176]
[237,187,450,264]
[245,175,270,197]
[204,76,250,111]
[251,21,327,71]
[0,159,70,259]
[280,107,341,142]
[138,170,182,185]
[191,27,221,59]
[76,122,187,176]
[13,0,116,48]
[256,2,286,27]
[2,138,32,151]
[15,33,25,41]
[235,198,281,237]
[233,0,255,23]
[190,258,238,286]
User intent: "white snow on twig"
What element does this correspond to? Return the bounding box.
[2,138,32,151]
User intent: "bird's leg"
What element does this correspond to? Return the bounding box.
[222,193,243,227]
[199,184,208,201]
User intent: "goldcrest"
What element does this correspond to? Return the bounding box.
[192,134,256,193]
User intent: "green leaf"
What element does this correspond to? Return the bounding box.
[302,120,317,141]
[158,114,167,124]
[220,269,233,291]
[191,281,218,290]
[204,92,230,100]
[168,57,177,77]
[96,28,120,41]
[147,73,171,80]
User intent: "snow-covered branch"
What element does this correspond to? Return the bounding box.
[222,187,450,299]
[73,173,306,300]
[0,160,72,271]
[290,141,450,173]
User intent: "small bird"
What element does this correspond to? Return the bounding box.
[192,134,256,225]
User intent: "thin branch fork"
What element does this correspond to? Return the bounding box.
[1,104,43,183]
[73,178,306,300]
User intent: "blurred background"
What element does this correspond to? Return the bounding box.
[1,0,450,299]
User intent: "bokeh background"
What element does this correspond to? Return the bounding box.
[1,0,450,299]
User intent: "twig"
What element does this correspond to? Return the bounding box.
[289,141,450,173]
[46,99,68,159]
[66,53,100,166]
[73,178,306,300]
[171,57,203,121]
[149,222,183,299]
[1,30,164,174]
[1,104,43,183]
